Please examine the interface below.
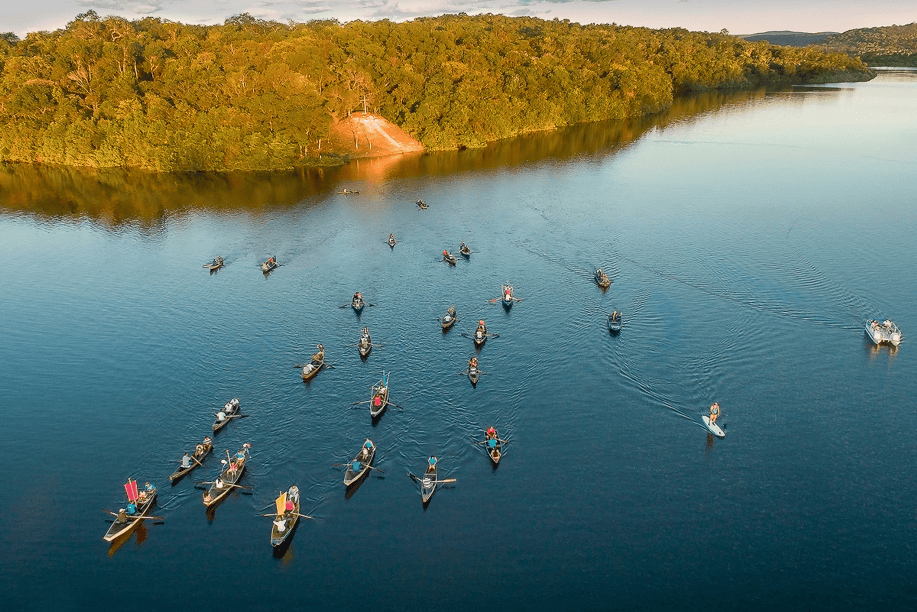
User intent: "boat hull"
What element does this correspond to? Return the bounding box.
[104,488,157,542]
[169,442,213,482]
[344,441,376,487]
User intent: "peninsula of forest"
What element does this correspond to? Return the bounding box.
[0,12,873,172]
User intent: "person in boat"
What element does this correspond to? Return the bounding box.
[312,344,324,362]
[389,233,395,242]
[709,402,721,426]
[486,426,497,439]
[443,249,450,258]
[428,456,437,467]
[181,453,192,468]
[362,440,373,459]
[469,357,478,369]
[612,310,619,321]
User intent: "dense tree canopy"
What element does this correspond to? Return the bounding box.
[0,12,872,171]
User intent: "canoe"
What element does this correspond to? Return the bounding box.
[343,439,376,487]
[204,256,224,270]
[104,480,157,542]
[595,268,611,288]
[301,347,325,381]
[459,243,471,257]
[421,458,438,503]
[441,306,457,330]
[484,429,502,466]
[359,327,372,358]
[203,444,250,507]
[388,235,397,248]
[212,398,241,433]
[261,258,278,273]
[351,294,365,313]
[443,250,457,265]
[169,436,213,482]
[369,373,389,418]
[468,358,480,385]
[417,200,428,210]
[607,312,622,333]
[473,321,487,348]
[270,485,300,548]
[501,284,514,308]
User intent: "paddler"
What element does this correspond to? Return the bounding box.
[709,402,721,426]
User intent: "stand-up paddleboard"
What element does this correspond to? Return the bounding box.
[702,416,725,438]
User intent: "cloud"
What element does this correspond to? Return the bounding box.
[75,0,167,15]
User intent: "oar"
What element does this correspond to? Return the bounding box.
[487,333,500,338]
[365,464,384,474]
[431,479,457,484]
[126,514,165,521]
[351,400,370,405]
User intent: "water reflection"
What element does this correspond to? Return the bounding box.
[0,87,809,227]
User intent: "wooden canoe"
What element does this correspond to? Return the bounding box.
[441,306,457,330]
[459,243,471,257]
[501,284,514,307]
[204,256,224,270]
[343,439,376,487]
[270,485,300,548]
[473,322,487,348]
[468,359,480,385]
[421,459,437,503]
[212,398,241,432]
[417,200,428,210]
[261,258,278,273]
[388,235,397,248]
[369,373,389,418]
[443,251,457,265]
[169,437,213,482]
[359,327,372,358]
[301,349,325,381]
[607,312,622,333]
[104,482,157,542]
[484,429,502,466]
[595,268,611,288]
[203,444,250,507]
[351,294,365,313]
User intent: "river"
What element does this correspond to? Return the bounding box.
[1,69,915,611]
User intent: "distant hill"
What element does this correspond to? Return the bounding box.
[743,24,917,66]
[818,23,917,66]
[742,31,837,46]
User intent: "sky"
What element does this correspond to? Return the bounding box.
[1,0,915,38]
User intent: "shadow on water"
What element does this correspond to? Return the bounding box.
[0,87,809,227]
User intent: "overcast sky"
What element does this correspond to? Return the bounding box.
[2,1,915,38]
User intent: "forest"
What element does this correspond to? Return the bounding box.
[0,12,873,172]
[817,23,917,67]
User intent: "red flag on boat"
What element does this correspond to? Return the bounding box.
[124,479,139,502]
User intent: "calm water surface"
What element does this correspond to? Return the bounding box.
[2,70,916,611]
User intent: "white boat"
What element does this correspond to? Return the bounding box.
[865,319,902,346]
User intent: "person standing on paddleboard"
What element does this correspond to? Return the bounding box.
[709,402,721,426]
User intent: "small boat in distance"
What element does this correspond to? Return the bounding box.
[421,457,438,504]
[417,200,428,210]
[261,256,278,273]
[595,268,611,288]
[501,283,516,308]
[473,320,487,348]
[203,256,224,271]
[213,398,241,433]
[370,373,390,418]
[442,250,457,265]
[202,444,250,507]
[104,480,157,542]
[441,305,457,330]
[351,292,365,313]
[343,439,376,487]
[484,427,502,466]
[270,486,300,548]
[169,436,213,482]
[607,310,622,333]
[388,234,397,248]
[459,242,471,257]
[468,356,480,385]
[301,345,325,381]
[865,319,902,346]
[359,327,372,358]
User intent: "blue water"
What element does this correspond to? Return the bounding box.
[1,69,916,610]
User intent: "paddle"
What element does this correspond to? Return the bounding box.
[261,512,315,520]
[351,400,370,405]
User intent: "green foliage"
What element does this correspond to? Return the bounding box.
[816,23,917,67]
[0,13,874,170]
